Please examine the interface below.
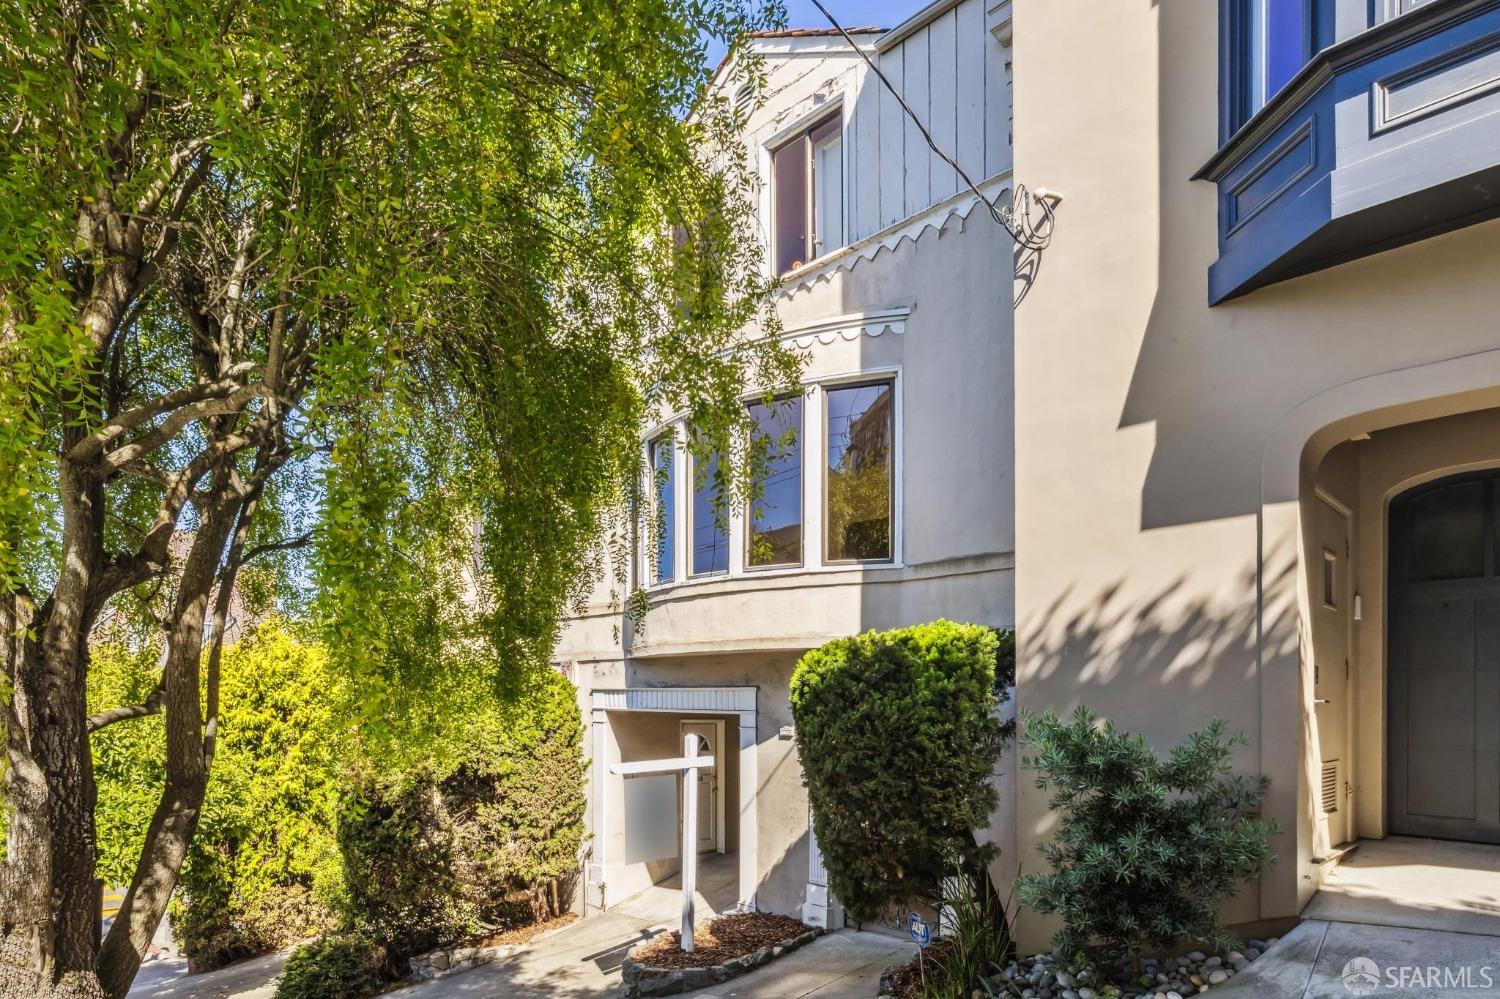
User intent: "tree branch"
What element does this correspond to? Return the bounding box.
[86,684,164,734]
[98,383,265,473]
[66,364,257,463]
[243,531,313,565]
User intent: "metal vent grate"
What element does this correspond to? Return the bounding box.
[1321,760,1340,814]
[734,82,756,117]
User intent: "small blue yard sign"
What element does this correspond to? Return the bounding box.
[908,912,931,947]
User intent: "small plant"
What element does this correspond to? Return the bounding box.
[274,933,388,999]
[930,871,1014,998]
[790,621,1013,922]
[1017,709,1275,975]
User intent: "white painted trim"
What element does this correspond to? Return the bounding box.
[777,307,910,349]
[738,712,758,912]
[592,686,757,714]
[592,687,760,913]
[878,0,964,52]
[775,172,1012,298]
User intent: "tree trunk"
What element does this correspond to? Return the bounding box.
[96,495,238,999]
[0,592,105,999]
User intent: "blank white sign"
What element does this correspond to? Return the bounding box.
[623,773,679,864]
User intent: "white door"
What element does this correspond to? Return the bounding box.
[681,720,723,854]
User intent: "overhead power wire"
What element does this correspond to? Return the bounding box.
[808,0,1053,251]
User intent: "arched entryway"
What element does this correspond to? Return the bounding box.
[1388,470,1500,844]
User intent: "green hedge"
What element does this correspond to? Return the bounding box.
[276,933,387,999]
[789,620,1011,922]
[337,665,586,966]
[90,622,345,970]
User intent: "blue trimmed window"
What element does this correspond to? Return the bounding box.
[1224,0,1335,135]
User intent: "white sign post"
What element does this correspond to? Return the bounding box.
[611,733,708,952]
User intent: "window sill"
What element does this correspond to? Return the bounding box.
[644,559,906,596]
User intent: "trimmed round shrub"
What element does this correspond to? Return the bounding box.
[274,933,387,999]
[790,620,1011,922]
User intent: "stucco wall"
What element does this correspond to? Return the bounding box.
[1011,0,1500,951]
[556,201,1016,667]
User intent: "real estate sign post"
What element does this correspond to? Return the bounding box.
[611,733,710,951]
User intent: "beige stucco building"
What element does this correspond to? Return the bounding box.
[1011,0,1500,952]
[556,2,1020,931]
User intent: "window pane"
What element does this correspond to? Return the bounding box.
[691,450,729,575]
[1409,481,1485,581]
[1265,0,1308,99]
[772,139,807,274]
[748,397,802,567]
[649,435,675,583]
[826,383,893,562]
[811,118,842,258]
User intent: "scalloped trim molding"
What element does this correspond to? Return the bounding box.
[781,306,910,348]
[775,171,1013,300]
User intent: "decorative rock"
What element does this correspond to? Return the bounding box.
[1208,971,1228,986]
[1057,972,1075,987]
[1079,989,1097,999]
[1204,956,1222,968]
[1187,951,1206,962]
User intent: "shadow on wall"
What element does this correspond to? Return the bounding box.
[1015,548,1301,903]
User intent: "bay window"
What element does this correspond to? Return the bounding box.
[1225,0,1334,134]
[690,448,729,576]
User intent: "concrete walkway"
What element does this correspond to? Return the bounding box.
[1216,838,1500,998]
[127,950,287,999]
[124,853,906,999]
[388,919,911,999]
[1303,837,1500,936]
[1211,918,1500,998]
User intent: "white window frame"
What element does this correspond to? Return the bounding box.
[742,392,807,573]
[764,98,849,278]
[816,369,902,567]
[638,366,903,590]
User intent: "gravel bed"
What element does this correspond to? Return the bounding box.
[982,939,1279,999]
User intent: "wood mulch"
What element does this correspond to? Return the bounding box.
[631,912,812,970]
[477,911,577,948]
[881,937,960,999]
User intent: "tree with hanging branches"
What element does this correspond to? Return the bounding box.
[0,2,796,995]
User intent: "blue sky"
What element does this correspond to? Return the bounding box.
[701,0,926,77]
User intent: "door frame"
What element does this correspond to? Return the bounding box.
[681,718,726,855]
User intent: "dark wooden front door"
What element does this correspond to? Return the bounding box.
[1389,471,1500,843]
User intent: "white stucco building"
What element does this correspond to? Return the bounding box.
[554,1,1018,929]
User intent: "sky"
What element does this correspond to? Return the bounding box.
[700,0,926,78]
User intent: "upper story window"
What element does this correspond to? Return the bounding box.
[690,448,729,576]
[824,381,894,563]
[746,396,802,569]
[648,432,676,584]
[1224,0,1335,135]
[772,113,843,274]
